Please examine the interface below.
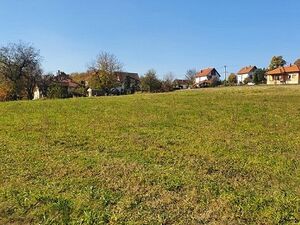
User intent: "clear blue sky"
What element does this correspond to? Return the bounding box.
[1,0,300,79]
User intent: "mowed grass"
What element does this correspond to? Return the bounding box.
[0,86,300,224]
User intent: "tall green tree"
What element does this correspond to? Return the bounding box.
[253,68,267,84]
[0,42,42,100]
[140,69,162,92]
[269,56,286,70]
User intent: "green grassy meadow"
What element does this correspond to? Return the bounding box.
[1,86,300,224]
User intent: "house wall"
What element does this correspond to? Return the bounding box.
[182,84,188,89]
[286,73,300,84]
[195,75,220,85]
[195,76,208,84]
[237,74,248,83]
[237,72,255,84]
[267,73,300,85]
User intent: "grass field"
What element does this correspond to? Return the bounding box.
[1,86,300,224]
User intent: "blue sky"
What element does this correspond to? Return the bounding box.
[1,0,300,79]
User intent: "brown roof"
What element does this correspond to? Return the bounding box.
[237,66,257,75]
[115,72,140,82]
[196,68,214,77]
[55,72,81,88]
[174,79,189,85]
[267,65,300,75]
[59,79,81,88]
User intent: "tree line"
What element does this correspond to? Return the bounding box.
[0,42,194,101]
[1,41,300,101]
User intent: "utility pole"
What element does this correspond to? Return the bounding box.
[224,65,227,83]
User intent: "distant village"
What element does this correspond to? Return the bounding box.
[1,42,300,101]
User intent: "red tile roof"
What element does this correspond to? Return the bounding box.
[267,65,300,75]
[196,68,214,77]
[55,73,81,88]
[237,66,257,75]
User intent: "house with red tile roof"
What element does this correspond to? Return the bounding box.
[237,66,257,84]
[195,68,221,87]
[267,64,300,85]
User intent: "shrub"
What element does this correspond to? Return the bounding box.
[210,77,221,87]
[253,68,267,84]
[161,81,174,92]
[47,84,69,99]
[244,77,252,85]
[228,73,237,85]
[73,86,87,97]
[0,79,12,101]
[140,70,162,93]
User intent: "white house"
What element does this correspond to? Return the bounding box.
[195,68,221,86]
[237,66,257,84]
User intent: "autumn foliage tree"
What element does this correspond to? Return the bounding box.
[0,42,42,100]
[228,73,237,85]
[0,74,12,101]
[89,52,123,92]
[269,56,286,70]
[294,59,300,67]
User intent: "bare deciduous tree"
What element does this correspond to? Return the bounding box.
[185,69,196,85]
[162,72,175,92]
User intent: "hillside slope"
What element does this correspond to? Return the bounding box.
[1,86,300,224]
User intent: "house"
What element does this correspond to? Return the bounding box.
[52,71,84,97]
[85,71,140,96]
[195,68,221,87]
[173,79,190,89]
[237,66,257,84]
[115,72,140,94]
[33,71,84,100]
[267,64,300,85]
